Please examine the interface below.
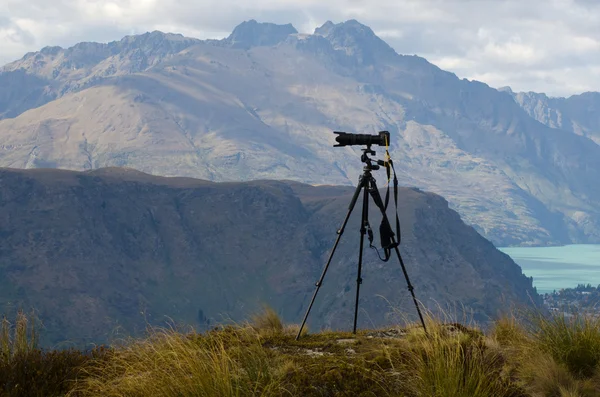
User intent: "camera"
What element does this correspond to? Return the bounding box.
[333,130,390,147]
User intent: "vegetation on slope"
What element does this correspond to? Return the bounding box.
[3,308,600,396]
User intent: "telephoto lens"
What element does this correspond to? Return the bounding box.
[333,131,390,147]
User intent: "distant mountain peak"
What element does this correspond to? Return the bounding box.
[314,19,375,40]
[314,20,335,36]
[39,46,63,56]
[225,20,298,49]
[119,30,195,45]
[313,19,397,62]
[314,19,370,35]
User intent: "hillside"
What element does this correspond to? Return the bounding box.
[0,167,538,347]
[2,20,600,246]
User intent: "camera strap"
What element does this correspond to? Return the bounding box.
[381,152,401,260]
[369,149,401,262]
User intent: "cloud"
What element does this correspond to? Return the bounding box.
[1,0,600,96]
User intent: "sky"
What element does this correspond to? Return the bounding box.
[1,0,600,97]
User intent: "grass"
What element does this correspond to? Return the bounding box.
[401,323,522,397]
[1,310,37,361]
[4,308,600,396]
[0,310,110,397]
[531,312,600,378]
[69,326,289,397]
[490,311,600,397]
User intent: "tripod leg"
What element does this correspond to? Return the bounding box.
[390,241,428,334]
[353,186,369,334]
[295,177,367,340]
[367,178,428,334]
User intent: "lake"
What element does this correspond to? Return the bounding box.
[498,244,600,294]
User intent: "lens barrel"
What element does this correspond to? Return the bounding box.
[333,131,390,147]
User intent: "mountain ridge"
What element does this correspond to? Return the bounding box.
[0,30,201,119]
[503,88,600,146]
[1,19,599,246]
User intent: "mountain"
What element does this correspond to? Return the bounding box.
[223,19,298,49]
[1,20,600,246]
[0,167,539,347]
[0,31,200,119]
[502,87,600,146]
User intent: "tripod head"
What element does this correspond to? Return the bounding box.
[361,145,380,171]
[361,145,391,172]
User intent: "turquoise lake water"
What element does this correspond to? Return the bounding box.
[498,245,600,294]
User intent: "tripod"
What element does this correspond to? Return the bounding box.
[296,146,427,340]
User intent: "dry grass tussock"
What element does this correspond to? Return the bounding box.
[5,307,600,396]
[490,311,600,397]
[1,310,37,362]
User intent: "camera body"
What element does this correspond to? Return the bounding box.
[333,130,390,147]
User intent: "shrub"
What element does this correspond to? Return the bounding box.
[0,348,108,397]
[0,310,109,397]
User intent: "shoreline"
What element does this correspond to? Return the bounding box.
[498,244,600,295]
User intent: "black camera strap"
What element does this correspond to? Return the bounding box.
[386,157,401,244]
[381,156,401,260]
[369,151,401,262]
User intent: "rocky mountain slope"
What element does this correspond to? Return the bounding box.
[0,31,200,119]
[0,167,538,347]
[502,86,600,146]
[1,20,600,246]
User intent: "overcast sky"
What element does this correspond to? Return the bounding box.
[1,0,599,97]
